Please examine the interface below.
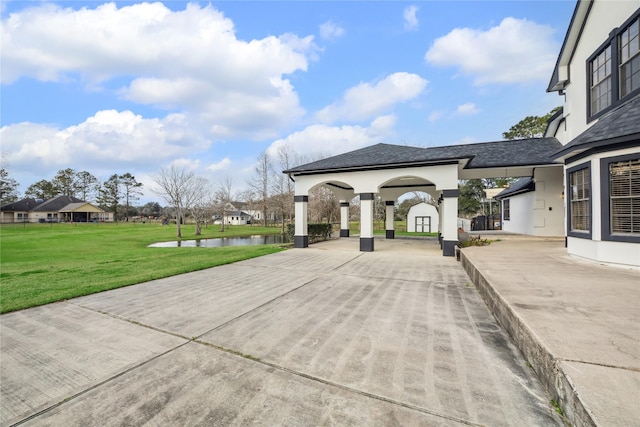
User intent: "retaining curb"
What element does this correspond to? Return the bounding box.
[460,249,597,427]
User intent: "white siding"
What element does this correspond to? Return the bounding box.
[501,192,535,235]
[556,1,640,145]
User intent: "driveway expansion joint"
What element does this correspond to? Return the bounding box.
[192,338,484,427]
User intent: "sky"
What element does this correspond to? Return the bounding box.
[1,0,578,203]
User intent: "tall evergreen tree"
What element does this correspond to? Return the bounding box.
[120,173,143,220]
[97,174,122,221]
[0,166,20,205]
[25,179,59,200]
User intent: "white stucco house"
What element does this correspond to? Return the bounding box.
[406,202,439,233]
[283,0,638,268]
[546,1,639,267]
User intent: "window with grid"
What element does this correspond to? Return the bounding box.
[503,199,510,221]
[620,17,640,98]
[570,168,590,232]
[590,46,612,115]
[609,158,640,234]
[587,11,640,120]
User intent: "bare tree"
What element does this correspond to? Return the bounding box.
[214,175,235,232]
[270,145,298,234]
[151,166,198,238]
[248,151,271,227]
[190,176,212,235]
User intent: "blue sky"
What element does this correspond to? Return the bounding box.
[1,0,577,202]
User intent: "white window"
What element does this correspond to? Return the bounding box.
[570,167,590,233]
[590,46,612,115]
[609,158,640,234]
[619,17,640,98]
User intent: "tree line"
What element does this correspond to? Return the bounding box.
[0,166,144,221]
[1,107,559,227]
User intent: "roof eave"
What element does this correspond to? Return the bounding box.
[552,133,640,161]
[285,158,467,176]
[547,0,593,93]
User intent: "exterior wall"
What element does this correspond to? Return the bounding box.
[499,167,564,236]
[406,203,439,233]
[293,164,458,195]
[501,192,535,235]
[532,166,565,236]
[556,2,639,145]
[221,214,251,225]
[565,146,640,267]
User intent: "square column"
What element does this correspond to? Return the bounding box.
[360,193,374,251]
[441,189,458,256]
[294,195,308,248]
[340,201,350,237]
[385,201,395,239]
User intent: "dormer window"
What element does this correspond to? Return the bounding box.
[587,12,640,121]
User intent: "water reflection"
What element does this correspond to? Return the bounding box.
[148,234,289,248]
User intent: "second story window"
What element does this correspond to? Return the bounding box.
[588,11,640,121]
[590,46,612,115]
[619,16,639,98]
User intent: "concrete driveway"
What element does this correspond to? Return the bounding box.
[1,238,562,426]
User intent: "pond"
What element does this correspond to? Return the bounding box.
[148,234,289,248]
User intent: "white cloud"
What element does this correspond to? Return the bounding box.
[403,5,419,31]
[267,115,396,160]
[456,102,480,115]
[428,111,445,123]
[1,2,315,138]
[319,20,345,40]
[316,72,427,123]
[425,17,558,85]
[0,110,210,182]
[207,158,231,172]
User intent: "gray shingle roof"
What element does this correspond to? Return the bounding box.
[285,138,562,174]
[0,198,43,212]
[553,95,640,159]
[31,195,85,212]
[494,177,535,200]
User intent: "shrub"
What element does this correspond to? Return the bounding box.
[285,223,333,244]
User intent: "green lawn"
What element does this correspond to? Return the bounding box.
[0,222,286,314]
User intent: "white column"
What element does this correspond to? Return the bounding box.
[441,190,459,256]
[360,193,374,251]
[340,201,350,237]
[385,201,395,239]
[294,195,308,248]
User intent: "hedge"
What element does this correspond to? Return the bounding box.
[285,223,333,244]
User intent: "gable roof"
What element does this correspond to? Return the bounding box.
[495,177,535,200]
[31,195,85,212]
[547,0,592,92]
[553,95,640,160]
[59,202,105,213]
[285,139,562,175]
[0,197,44,212]
[225,210,251,217]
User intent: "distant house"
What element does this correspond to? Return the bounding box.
[214,210,252,226]
[406,202,439,233]
[0,195,113,223]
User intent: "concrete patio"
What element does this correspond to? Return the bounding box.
[1,237,566,426]
[4,235,637,426]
